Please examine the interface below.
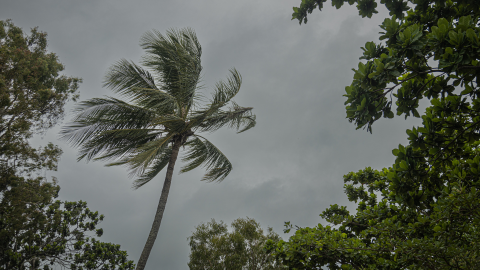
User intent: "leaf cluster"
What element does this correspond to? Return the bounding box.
[0,19,80,135]
[0,20,134,270]
[188,217,284,270]
[0,19,80,183]
[0,178,135,270]
[268,1,480,269]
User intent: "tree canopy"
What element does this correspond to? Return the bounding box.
[0,20,134,270]
[267,0,480,269]
[188,217,283,270]
[1,179,135,270]
[0,19,80,189]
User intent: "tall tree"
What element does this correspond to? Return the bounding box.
[1,177,136,270]
[188,217,283,270]
[0,20,134,270]
[62,28,256,270]
[268,0,480,269]
[0,19,80,185]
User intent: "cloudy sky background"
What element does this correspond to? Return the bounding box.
[2,1,426,269]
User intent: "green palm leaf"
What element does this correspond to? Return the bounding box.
[188,69,243,127]
[77,129,158,162]
[104,59,158,93]
[127,134,174,176]
[210,68,242,105]
[104,59,177,114]
[181,136,232,182]
[67,97,156,130]
[141,28,202,112]
[131,146,172,189]
[152,114,188,134]
[62,97,159,161]
[196,102,256,133]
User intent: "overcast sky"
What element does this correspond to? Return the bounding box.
[1,1,426,269]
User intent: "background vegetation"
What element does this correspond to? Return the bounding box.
[0,20,134,270]
[268,0,480,269]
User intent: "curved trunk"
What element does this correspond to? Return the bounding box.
[136,140,182,270]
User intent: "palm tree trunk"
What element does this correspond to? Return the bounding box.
[136,140,182,270]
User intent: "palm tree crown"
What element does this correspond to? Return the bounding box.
[62,28,256,270]
[63,28,255,186]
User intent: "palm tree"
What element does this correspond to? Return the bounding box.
[61,28,256,270]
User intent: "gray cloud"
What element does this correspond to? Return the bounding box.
[1,1,424,269]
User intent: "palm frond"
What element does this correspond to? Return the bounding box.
[152,114,188,134]
[86,129,159,162]
[104,59,177,114]
[181,136,232,182]
[61,97,155,153]
[131,88,177,113]
[131,146,172,189]
[210,69,242,106]
[126,134,174,176]
[196,102,256,133]
[104,59,157,93]
[188,69,242,127]
[140,28,202,112]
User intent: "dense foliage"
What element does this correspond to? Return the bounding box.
[188,218,283,270]
[0,19,80,183]
[0,20,134,270]
[267,0,480,269]
[61,28,256,270]
[1,179,135,270]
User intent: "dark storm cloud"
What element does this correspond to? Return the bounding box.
[1,1,424,269]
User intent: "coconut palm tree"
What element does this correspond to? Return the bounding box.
[61,28,256,270]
